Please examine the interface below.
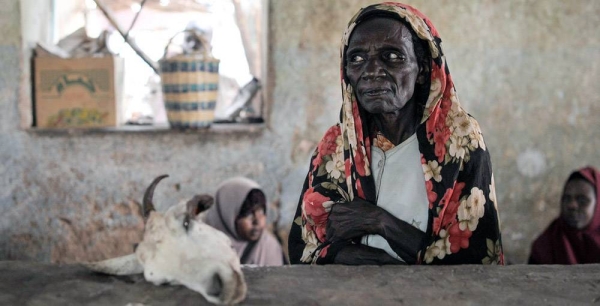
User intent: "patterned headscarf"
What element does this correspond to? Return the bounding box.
[288,2,503,265]
[529,166,600,264]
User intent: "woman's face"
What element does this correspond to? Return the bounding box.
[345,17,422,114]
[561,178,597,229]
[236,205,266,242]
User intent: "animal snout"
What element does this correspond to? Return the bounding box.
[207,272,224,298]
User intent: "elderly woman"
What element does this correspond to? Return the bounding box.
[529,166,600,264]
[205,177,284,266]
[288,2,503,265]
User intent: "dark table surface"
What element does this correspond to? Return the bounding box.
[1,261,599,305]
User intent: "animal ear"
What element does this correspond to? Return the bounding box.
[186,194,214,216]
[82,253,143,275]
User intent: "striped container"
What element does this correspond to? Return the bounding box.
[159,32,219,129]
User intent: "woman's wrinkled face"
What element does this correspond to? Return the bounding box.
[236,205,266,242]
[560,179,597,229]
[345,17,421,114]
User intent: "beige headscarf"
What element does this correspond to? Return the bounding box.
[204,177,283,266]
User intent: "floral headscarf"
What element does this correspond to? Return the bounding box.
[288,2,504,265]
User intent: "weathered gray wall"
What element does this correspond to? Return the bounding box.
[1,0,599,264]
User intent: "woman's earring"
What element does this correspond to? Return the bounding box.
[417,67,428,85]
[416,65,428,85]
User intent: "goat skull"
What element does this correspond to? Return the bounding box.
[84,175,247,305]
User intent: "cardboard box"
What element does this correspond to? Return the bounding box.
[33,56,124,128]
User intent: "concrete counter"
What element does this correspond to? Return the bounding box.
[1,261,599,305]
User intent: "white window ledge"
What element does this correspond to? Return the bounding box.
[25,122,266,136]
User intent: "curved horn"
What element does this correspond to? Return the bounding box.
[143,174,169,218]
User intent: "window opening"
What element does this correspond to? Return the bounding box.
[51,0,265,126]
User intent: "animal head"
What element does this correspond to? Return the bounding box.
[84,175,247,305]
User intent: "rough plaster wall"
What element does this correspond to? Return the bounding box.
[0,0,599,264]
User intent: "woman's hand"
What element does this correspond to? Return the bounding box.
[326,198,426,264]
[326,198,383,243]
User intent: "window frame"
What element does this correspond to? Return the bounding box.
[19,0,270,132]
